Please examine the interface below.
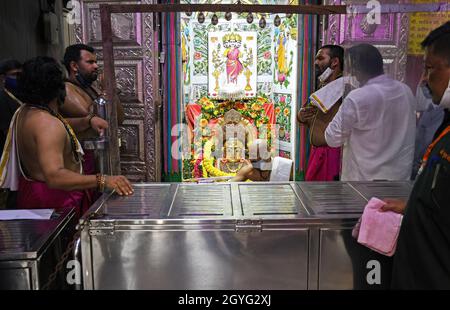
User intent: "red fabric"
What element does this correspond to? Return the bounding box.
[17,176,92,219]
[82,150,101,202]
[305,146,341,181]
[185,103,276,130]
[186,103,201,131]
[82,150,96,175]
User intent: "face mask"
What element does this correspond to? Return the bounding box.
[318,67,334,84]
[4,76,18,91]
[419,83,433,99]
[438,78,450,110]
[416,82,433,111]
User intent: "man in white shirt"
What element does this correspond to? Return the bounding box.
[314,44,416,181]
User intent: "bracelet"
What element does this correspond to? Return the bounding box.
[88,113,96,128]
[96,173,106,192]
[100,174,106,192]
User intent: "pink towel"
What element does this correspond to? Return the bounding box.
[352,197,403,257]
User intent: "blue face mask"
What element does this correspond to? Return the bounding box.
[4,76,18,91]
[420,83,433,99]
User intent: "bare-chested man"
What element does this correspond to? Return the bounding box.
[61,44,124,175]
[297,45,344,181]
[0,57,133,218]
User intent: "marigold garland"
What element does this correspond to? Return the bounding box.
[202,140,235,177]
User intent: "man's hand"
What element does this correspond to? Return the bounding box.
[105,175,134,196]
[297,106,317,124]
[380,198,407,214]
[90,116,109,136]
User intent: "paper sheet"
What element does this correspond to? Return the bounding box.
[270,157,293,182]
[0,209,54,220]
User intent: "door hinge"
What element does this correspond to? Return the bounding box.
[235,220,263,233]
[89,221,115,236]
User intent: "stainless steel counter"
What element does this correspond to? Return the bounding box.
[80,181,413,290]
[0,207,77,290]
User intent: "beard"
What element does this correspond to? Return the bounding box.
[315,61,331,78]
[84,71,98,83]
[76,71,98,87]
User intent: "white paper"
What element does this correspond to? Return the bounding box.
[0,209,54,220]
[270,157,293,182]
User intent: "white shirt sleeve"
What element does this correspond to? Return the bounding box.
[325,96,358,148]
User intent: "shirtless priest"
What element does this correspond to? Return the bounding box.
[0,57,133,218]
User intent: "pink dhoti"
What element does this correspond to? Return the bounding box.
[82,150,96,175]
[17,176,92,219]
[305,146,341,181]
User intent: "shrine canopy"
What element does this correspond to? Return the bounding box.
[179,2,300,181]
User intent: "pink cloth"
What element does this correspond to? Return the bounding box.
[305,145,341,181]
[82,150,96,175]
[352,197,403,257]
[17,176,92,219]
[226,48,243,84]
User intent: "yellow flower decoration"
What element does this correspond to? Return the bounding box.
[199,97,212,106]
[202,140,235,177]
[257,97,267,104]
[204,140,214,158]
[290,28,298,40]
[251,103,262,111]
[204,103,214,110]
[203,158,236,177]
[202,163,208,178]
[283,108,290,116]
[199,118,209,127]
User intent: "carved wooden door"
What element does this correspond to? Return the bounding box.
[75,0,160,182]
[322,0,409,83]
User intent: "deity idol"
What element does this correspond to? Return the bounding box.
[223,33,244,84]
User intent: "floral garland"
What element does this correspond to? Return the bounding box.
[198,95,270,125]
[202,140,235,177]
[193,155,203,178]
[202,162,208,178]
[190,96,275,179]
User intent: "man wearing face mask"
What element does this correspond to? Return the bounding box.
[381,21,450,289]
[0,59,22,154]
[0,59,22,209]
[312,44,416,181]
[297,45,344,181]
[411,79,444,179]
[0,57,133,218]
[61,44,124,175]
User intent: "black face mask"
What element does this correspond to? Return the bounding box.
[4,76,18,92]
